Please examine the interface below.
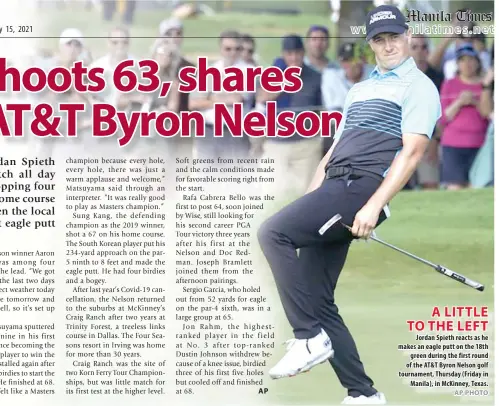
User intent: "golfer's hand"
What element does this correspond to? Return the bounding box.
[352,205,380,239]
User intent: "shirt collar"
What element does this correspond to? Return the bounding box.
[369,56,416,79]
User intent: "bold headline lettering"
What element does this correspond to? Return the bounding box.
[0,57,343,147]
[405,306,489,332]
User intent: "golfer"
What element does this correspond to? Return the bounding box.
[257,5,441,405]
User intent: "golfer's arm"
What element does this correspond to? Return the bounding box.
[365,134,428,211]
[307,92,352,194]
[306,88,352,194]
[305,138,337,194]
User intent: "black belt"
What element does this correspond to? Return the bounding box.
[325,166,383,182]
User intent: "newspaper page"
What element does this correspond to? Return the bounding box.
[0,1,494,405]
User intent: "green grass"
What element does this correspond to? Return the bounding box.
[254,188,494,405]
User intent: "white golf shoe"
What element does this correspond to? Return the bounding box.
[341,392,387,404]
[268,328,334,379]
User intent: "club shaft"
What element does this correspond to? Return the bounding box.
[369,235,437,268]
[338,222,484,291]
[368,235,484,291]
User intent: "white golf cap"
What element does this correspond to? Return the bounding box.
[60,28,84,46]
[159,17,183,36]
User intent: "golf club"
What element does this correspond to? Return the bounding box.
[319,214,485,292]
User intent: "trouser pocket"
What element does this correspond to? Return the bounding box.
[342,176,386,229]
